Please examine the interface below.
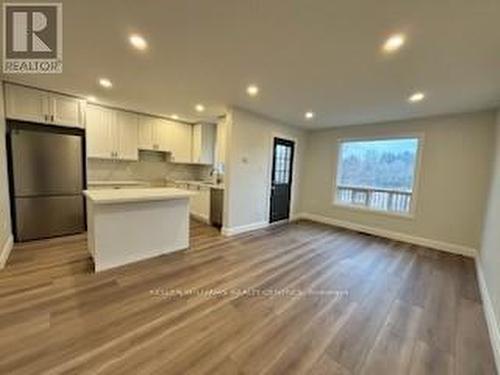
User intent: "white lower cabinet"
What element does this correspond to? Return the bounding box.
[189,185,210,222]
[86,104,138,161]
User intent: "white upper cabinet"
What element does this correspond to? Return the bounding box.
[5,84,85,128]
[86,105,115,160]
[50,93,86,128]
[138,116,169,152]
[86,104,138,161]
[138,116,155,150]
[5,84,48,124]
[5,84,200,164]
[168,121,193,163]
[138,117,193,163]
[116,111,139,161]
[155,119,172,152]
[191,123,216,165]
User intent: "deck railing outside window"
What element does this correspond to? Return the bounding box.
[336,185,412,214]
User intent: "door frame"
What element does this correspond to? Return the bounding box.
[267,132,298,224]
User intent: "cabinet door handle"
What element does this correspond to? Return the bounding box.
[51,114,54,122]
[44,114,48,122]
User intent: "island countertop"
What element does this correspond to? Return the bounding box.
[83,187,195,204]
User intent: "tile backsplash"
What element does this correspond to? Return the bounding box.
[87,151,212,184]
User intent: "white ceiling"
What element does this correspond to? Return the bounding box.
[2,0,500,128]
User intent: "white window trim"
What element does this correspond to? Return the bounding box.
[332,133,425,219]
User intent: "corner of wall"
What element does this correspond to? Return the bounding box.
[0,81,13,268]
[473,107,500,372]
[475,257,500,373]
[0,234,13,269]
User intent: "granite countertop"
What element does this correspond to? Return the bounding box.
[83,188,195,204]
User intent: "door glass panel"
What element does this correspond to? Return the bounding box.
[274,143,292,184]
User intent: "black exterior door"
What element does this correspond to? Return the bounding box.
[270,137,295,223]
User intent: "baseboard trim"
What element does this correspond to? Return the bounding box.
[293,212,477,257]
[475,258,500,373]
[221,221,269,236]
[0,234,13,269]
[190,213,210,224]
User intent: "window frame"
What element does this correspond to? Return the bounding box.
[332,133,424,219]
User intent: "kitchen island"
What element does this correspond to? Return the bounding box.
[83,188,194,271]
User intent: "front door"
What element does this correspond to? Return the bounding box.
[270,137,295,223]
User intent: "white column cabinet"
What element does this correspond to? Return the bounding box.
[5,84,85,128]
[86,104,138,161]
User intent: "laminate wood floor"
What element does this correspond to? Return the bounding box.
[0,220,496,374]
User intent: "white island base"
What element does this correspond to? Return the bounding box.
[84,188,194,272]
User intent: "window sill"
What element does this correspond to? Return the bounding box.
[332,202,415,220]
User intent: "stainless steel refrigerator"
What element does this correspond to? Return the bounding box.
[8,123,85,241]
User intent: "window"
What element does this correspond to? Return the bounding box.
[334,137,421,215]
[274,143,292,184]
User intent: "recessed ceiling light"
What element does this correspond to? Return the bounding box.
[383,34,405,53]
[87,96,96,102]
[195,104,205,112]
[171,114,179,120]
[129,34,147,50]
[99,78,112,88]
[305,111,315,120]
[408,92,425,103]
[246,84,259,97]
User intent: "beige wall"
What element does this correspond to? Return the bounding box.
[300,110,496,250]
[224,107,306,231]
[0,83,13,266]
[479,109,500,357]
